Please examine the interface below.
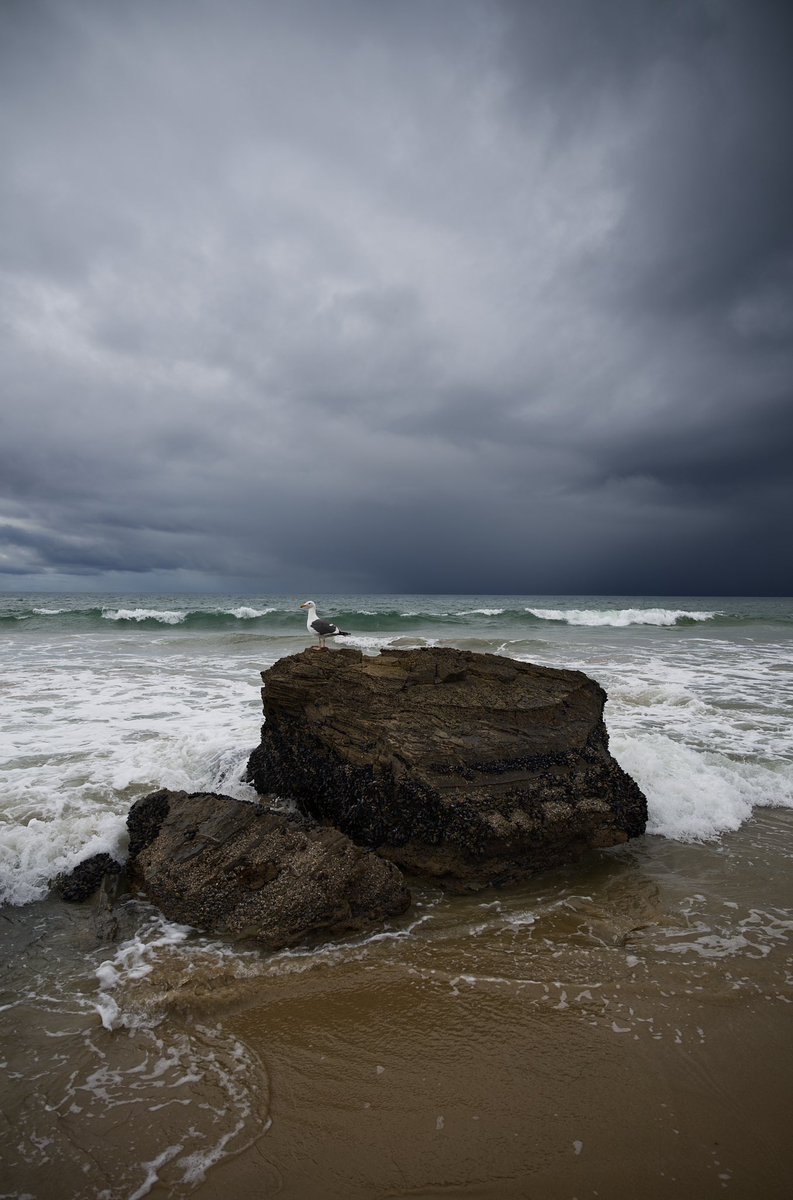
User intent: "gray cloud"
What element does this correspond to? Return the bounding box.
[1,0,791,594]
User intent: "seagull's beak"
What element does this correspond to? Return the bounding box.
[299,602,308,609]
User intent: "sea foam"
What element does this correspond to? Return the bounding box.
[102,608,187,624]
[222,606,277,619]
[612,731,793,842]
[0,809,128,907]
[526,607,716,627]
[0,646,260,905]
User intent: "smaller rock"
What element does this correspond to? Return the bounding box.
[126,789,411,949]
[57,853,122,902]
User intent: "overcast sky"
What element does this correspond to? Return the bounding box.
[1,0,791,595]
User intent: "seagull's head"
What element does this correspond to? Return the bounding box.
[299,600,316,611]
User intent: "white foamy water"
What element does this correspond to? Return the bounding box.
[458,608,507,616]
[614,733,792,840]
[513,632,793,844]
[592,638,793,842]
[1,592,791,905]
[94,917,196,1029]
[223,605,277,619]
[102,607,188,623]
[0,631,267,905]
[342,633,439,652]
[526,606,716,627]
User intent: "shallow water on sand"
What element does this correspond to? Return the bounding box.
[2,811,791,1198]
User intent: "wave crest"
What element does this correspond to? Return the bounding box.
[102,608,187,624]
[526,607,716,627]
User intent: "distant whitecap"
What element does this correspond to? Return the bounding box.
[526,607,716,627]
[222,606,277,619]
[458,608,506,616]
[102,608,187,624]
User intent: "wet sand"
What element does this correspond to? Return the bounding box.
[2,811,792,1199]
[218,972,791,1199]
[175,810,793,1199]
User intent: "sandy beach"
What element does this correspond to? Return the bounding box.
[185,810,793,1200]
[4,811,790,1199]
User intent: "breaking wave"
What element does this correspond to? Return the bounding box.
[2,601,789,632]
[612,731,793,842]
[525,607,716,627]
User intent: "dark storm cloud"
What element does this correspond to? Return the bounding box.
[1,0,791,594]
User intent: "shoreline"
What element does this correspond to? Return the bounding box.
[5,813,791,1199]
[202,811,793,1199]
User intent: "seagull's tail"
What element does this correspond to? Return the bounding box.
[337,630,350,637]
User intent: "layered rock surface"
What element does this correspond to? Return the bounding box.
[247,647,647,890]
[126,789,410,948]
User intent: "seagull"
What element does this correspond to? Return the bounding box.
[299,600,350,650]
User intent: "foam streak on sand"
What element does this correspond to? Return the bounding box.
[0,899,272,1199]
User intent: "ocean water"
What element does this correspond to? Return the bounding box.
[1,593,792,1198]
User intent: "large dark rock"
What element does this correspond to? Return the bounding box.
[247,647,647,890]
[126,789,411,949]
